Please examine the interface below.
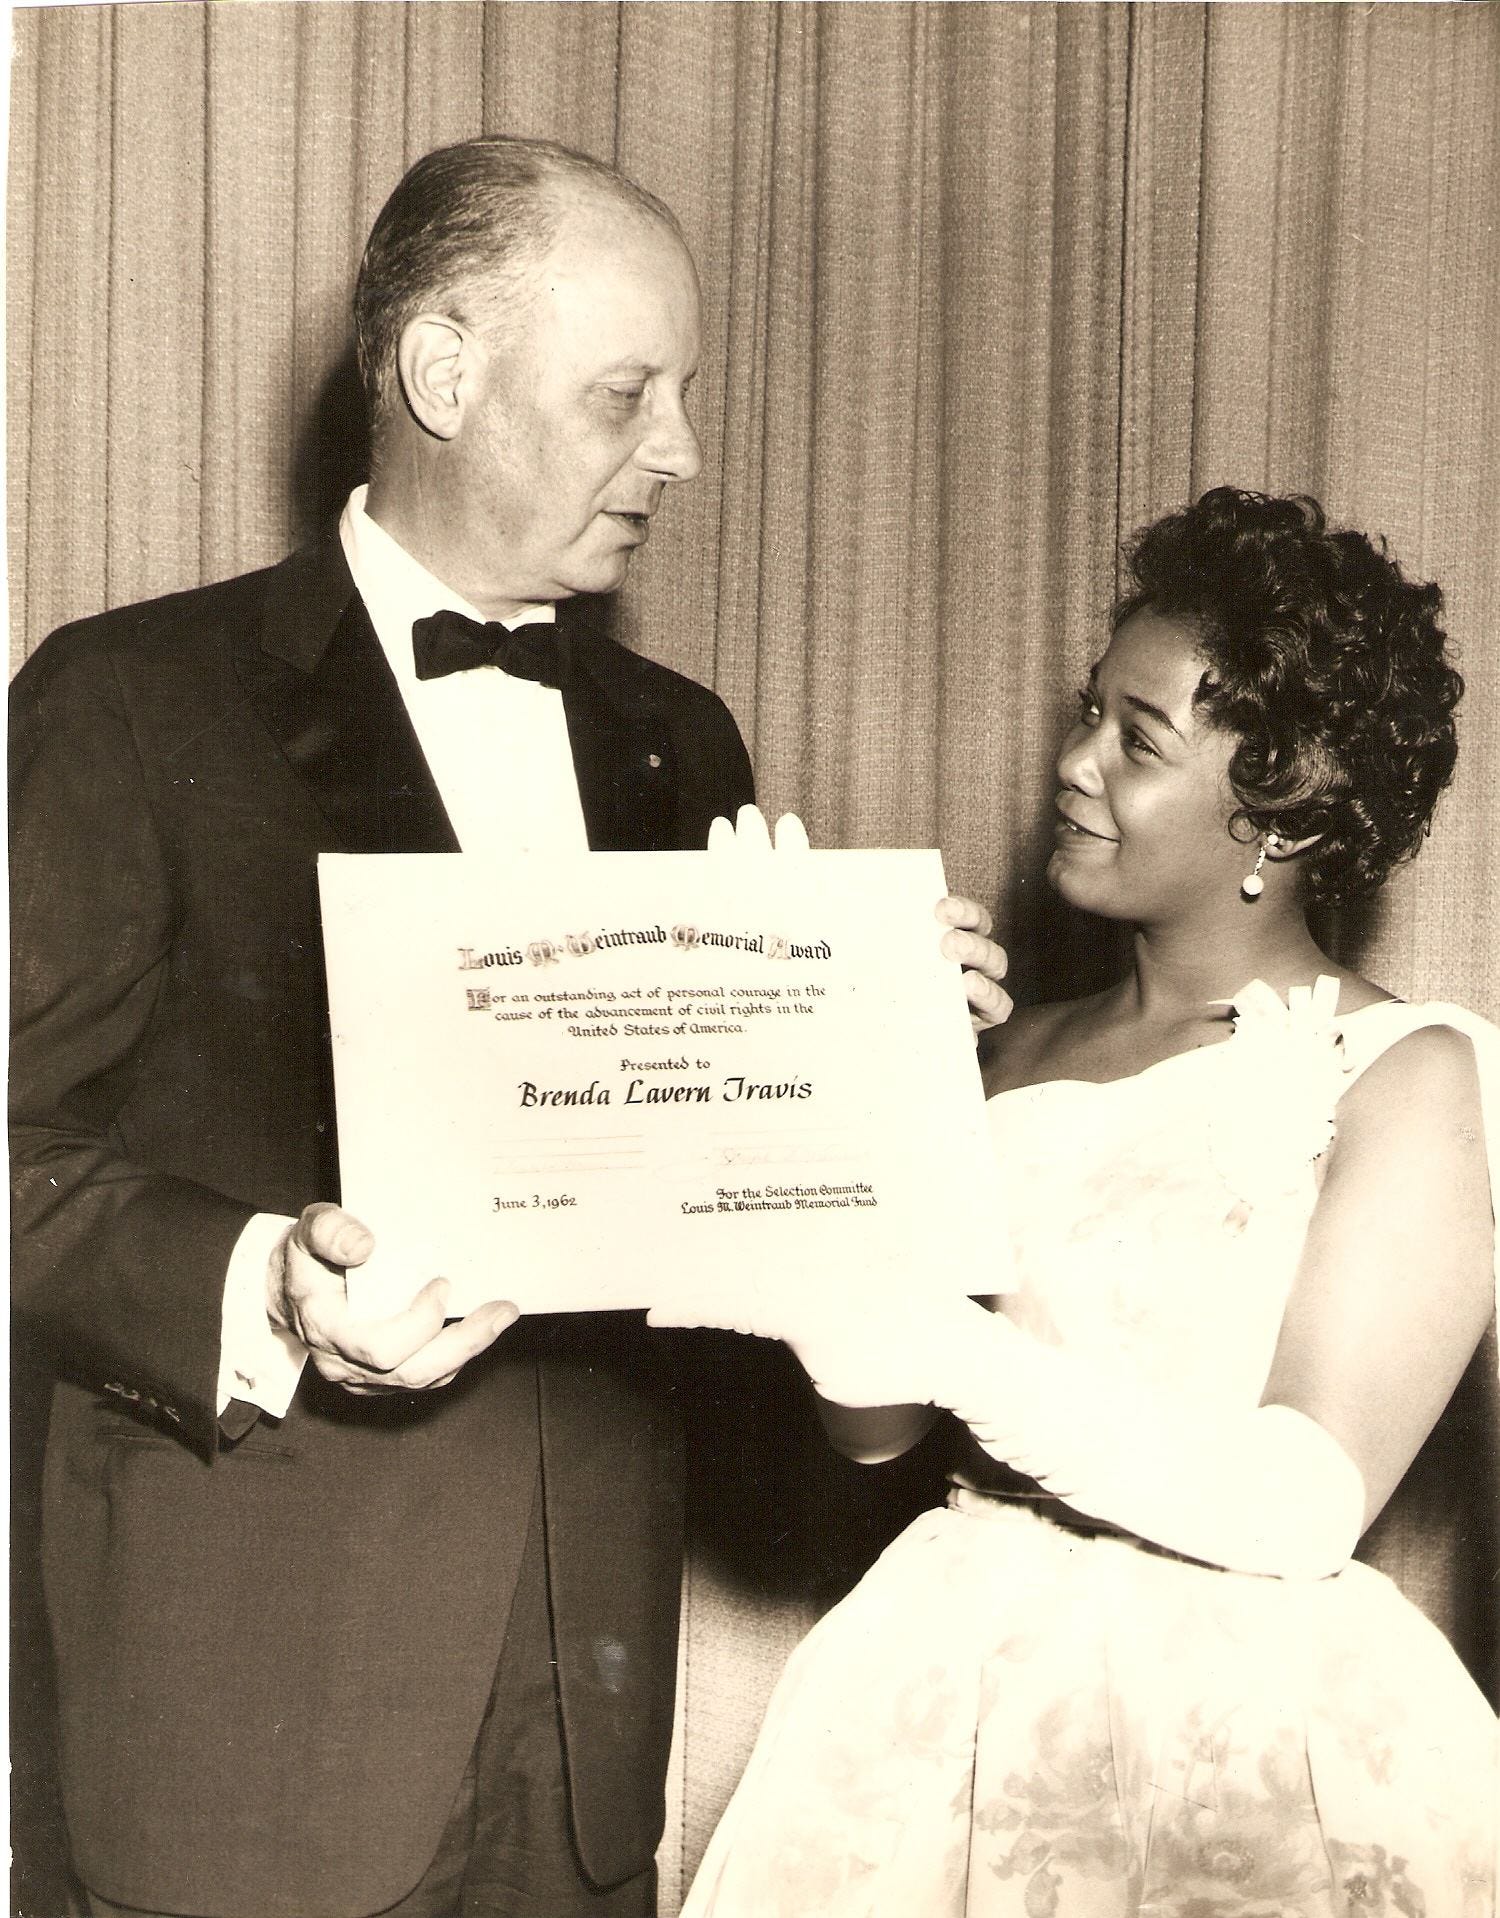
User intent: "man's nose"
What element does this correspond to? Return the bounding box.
[1056,722,1103,794]
[642,400,702,484]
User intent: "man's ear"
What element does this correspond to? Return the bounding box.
[395,313,483,441]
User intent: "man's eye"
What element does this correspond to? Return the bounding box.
[1075,687,1101,724]
[606,386,644,404]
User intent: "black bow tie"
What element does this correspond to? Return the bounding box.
[411,608,563,687]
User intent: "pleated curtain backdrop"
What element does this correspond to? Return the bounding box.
[8,5,1499,1910]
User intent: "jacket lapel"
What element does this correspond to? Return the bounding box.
[555,596,678,853]
[237,533,678,855]
[236,527,458,854]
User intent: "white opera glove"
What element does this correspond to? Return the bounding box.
[647,1273,949,1409]
[920,1304,1366,1581]
[648,1280,1365,1580]
[706,804,812,859]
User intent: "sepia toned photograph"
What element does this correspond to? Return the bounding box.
[9,4,1498,1915]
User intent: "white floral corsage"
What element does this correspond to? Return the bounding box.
[1205,975,1353,1205]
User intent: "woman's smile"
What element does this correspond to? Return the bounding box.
[1053,799,1117,845]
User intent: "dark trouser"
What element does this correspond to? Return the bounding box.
[85,1474,656,1918]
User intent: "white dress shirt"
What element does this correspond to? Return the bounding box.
[217,487,589,1416]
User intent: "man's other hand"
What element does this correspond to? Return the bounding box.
[936,895,1012,1034]
[268,1202,517,1393]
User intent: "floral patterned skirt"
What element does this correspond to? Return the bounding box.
[681,1497,1496,1918]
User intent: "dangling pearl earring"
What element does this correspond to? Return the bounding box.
[1241,833,1281,900]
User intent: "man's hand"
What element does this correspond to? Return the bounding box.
[936,894,1012,1034]
[268,1202,517,1394]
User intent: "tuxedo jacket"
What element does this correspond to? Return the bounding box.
[9,526,755,1918]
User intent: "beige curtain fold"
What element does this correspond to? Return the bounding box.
[9,5,1498,1909]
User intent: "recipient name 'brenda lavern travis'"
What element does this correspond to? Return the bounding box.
[516,1075,815,1106]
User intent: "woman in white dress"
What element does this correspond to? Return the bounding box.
[652,488,1497,1917]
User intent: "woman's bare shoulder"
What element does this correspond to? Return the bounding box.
[1340,1016,1485,1119]
[1322,1017,1489,1208]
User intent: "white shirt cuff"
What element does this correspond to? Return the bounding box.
[217,1212,308,1419]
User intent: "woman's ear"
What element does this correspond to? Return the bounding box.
[395,313,482,441]
[1266,828,1321,861]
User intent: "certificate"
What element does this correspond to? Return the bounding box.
[319,847,996,1314]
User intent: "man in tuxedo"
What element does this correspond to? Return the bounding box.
[11,135,1007,1918]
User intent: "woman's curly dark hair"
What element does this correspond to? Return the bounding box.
[1114,487,1462,906]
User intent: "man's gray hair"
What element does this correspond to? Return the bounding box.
[354,134,682,438]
